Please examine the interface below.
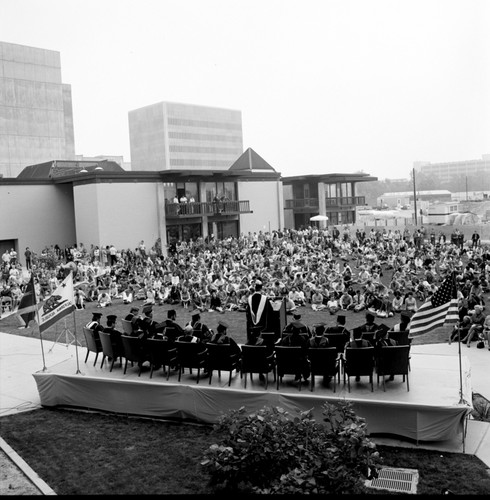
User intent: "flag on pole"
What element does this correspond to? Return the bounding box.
[38,272,76,333]
[408,272,459,337]
[15,274,38,327]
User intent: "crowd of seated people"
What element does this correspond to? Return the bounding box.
[1,227,489,356]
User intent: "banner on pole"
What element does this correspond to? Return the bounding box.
[408,271,459,337]
[15,274,38,327]
[38,272,76,333]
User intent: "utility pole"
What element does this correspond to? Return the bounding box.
[413,167,418,226]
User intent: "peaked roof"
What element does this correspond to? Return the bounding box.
[229,148,276,172]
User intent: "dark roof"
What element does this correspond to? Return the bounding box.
[17,160,125,179]
[229,148,276,172]
[282,172,378,183]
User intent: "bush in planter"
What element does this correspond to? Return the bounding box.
[201,400,381,494]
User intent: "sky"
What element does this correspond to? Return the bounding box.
[1,0,489,180]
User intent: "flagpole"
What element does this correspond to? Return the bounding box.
[33,277,47,372]
[457,324,465,405]
[72,307,82,375]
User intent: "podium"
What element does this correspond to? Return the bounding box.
[268,298,287,337]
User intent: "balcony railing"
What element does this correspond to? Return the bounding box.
[285,196,365,210]
[165,200,251,218]
[284,198,319,209]
[325,196,365,207]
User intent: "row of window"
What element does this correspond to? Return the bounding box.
[168,131,242,143]
[168,145,242,155]
[169,159,234,167]
[167,117,242,130]
[163,181,237,204]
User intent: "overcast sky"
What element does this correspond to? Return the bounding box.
[2,0,489,179]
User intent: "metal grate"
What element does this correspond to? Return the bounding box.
[365,467,419,494]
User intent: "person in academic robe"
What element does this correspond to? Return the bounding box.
[245,280,275,342]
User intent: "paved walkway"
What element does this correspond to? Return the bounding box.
[0,332,489,494]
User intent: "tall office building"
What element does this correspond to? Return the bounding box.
[128,101,243,171]
[0,41,75,178]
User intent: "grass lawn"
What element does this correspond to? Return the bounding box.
[0,292,455,348]
[1,407,490,495]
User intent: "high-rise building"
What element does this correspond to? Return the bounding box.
[128,101,243,171]
[0,41,75,178]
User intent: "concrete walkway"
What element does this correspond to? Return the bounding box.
[0,331,489,494]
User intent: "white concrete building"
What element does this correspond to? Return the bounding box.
[128,101,243,172]
[0,41,75,178]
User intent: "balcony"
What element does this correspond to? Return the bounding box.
[284,196,365,211]
[165,200,251,218]
[325,196,365,207]
[284,198,319,211]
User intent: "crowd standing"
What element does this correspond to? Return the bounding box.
[2,226,490,361]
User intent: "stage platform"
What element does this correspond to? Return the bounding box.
[32,347,473,444]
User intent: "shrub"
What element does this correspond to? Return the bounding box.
[201,400,382,494]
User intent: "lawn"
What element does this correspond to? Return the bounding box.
[1,407,490,495]
[0,293,454,348]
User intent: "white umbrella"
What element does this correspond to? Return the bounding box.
[310,215,329,221]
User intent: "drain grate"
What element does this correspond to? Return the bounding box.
[365,467,419,494]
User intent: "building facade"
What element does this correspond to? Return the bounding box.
[0,41,75,178]
[128,101,243,172]
[282,173,377,228]
[415,155,490,184]
[377,190,452,209]
[0,149,283,258]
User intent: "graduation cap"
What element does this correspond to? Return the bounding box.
[107,315,117,323]
[91,312,103,319]
[400,310,413,321]
[365,312,375,323]
[352,326,364,339]
[375,323,390,338]
[142,304,153,315]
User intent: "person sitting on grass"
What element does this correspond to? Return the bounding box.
[208,289,224,313]
[462,305,486,347]
[311,288,327,311]
[97,291,112,308]
[121,286,134,304]
[326,292,340,314]
[483,314,490,350]
[450,315,472,343]
[392,290,404,313]
[339,289,354,311]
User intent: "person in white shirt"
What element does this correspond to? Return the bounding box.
[326,292,340,314]
[404,292,417,312]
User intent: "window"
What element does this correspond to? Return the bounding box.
[205,181,236,202]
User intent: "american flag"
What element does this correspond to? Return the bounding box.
[408,272,459,337]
